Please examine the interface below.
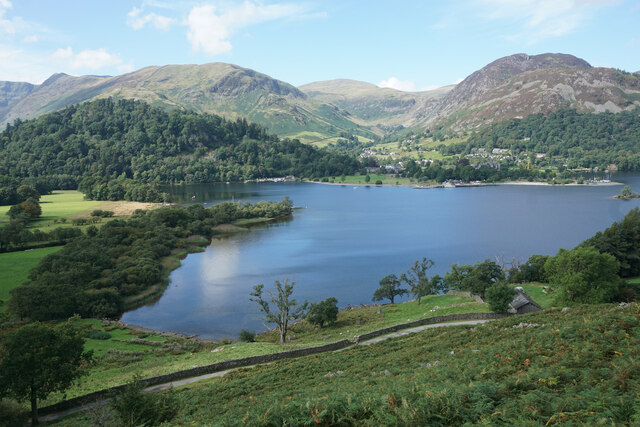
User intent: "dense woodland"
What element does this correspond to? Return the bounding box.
[442,108,640,170]
[7,198,293,321]
[0,99,360,201]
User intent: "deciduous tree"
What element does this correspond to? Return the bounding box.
[373,274,407,304]
[0,321,92,425]
[400,258,446,304]
[250,279,307,344]
[306,297,339,328]
[545,246,621,304]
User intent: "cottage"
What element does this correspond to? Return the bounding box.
[508,289,542,314]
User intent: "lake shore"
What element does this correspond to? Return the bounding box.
[306,179,623,188]
[497,180,623,187]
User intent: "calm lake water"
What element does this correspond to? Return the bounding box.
[121,176,640,339]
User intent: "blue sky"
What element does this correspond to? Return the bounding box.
[1,0,639,90]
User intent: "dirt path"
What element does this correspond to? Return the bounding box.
[358,319,492,345]
[38,318,495,424]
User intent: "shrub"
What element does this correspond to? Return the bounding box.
[238,329,256,342]
[85,330,111,340]
[306,297,339,328]
[0,401,28,427]
[111,376,177,426]
[485,282,515,313]
[375,180,383,185]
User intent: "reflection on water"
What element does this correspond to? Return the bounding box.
[122,177,640,339]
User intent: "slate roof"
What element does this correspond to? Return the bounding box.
[510,291,542,310]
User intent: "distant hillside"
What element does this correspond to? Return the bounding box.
[418,53,640,131]
[2,54,640,140]
[0,98,361,184]
[299,79,453,124]
[0,81,36,122]
[0,63,372,141]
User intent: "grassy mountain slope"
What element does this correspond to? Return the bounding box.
[299,79,453,124]
[2,54,639,141]
[59,303,638,425]
[0,63,373,141]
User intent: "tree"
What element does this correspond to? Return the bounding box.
[0,321,92,425]
[445,260,505,299]
[545,246,621,304]
[6,198,41,221]
[615,185,639,199]
[365,174,371,183]
[582,208,640,278]
[250,279,307,344]
[306,297,339,328]
[485,282,515,313]
[20,198,42,218]
[400,258,446,304]
[373,274,407,304]
[509,254,550,283]
[16,184,40,201]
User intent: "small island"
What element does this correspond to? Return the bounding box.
[614,185,640,199]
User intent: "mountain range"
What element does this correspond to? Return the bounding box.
[1,53,639,141]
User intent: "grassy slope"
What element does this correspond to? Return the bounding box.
[0,246,62,311]
[61,303,640,426]
[0,190,101,230]
[40,295,486,406]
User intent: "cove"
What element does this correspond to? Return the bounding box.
[121,176,640,339]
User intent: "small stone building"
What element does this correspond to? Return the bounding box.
[508,289,542,314]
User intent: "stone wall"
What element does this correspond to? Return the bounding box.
[41,312,508,415]
[41,339,351,415]
[445,290,484,303]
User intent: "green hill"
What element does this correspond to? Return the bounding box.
[58,303,640,425]
[0,98,361,186]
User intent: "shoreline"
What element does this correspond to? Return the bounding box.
[306,179,623,188]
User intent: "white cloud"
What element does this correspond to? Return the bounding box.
[475,0,617,43]
[51,46,125,71]
[377,77,417,92]
[186,1,305,55]
[0,46,52,82]
[127,6,176,31]
[22,34,38,43]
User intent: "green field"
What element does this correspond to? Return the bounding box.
[0,246,62,311]
[0,190,103,231]
[31,191,104,231]
[56,303,640,426]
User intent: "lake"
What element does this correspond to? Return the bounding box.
[120,176,640,339]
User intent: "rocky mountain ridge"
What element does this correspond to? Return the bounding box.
[2,53,639,139]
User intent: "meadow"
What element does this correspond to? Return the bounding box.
[0,246,62,311]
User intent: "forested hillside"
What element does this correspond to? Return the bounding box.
[0,98,360,189]
[442,109,640,170]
